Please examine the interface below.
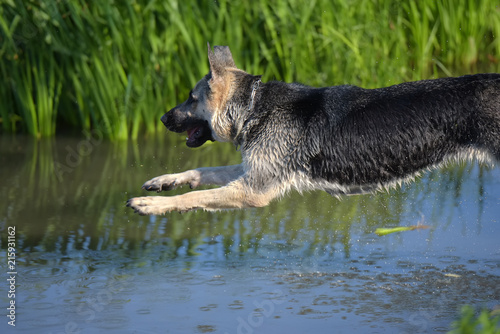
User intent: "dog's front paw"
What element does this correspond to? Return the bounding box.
[126,196,182,215]
[142,172,200,193]
[126,197,157,215]
[142,175,177,192]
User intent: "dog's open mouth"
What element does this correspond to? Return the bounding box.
[186,126,203,146]
[161,111,214,148]
[185,123,214,148]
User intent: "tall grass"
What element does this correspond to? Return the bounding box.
[1,0,499,139]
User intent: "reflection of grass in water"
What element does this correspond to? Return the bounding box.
[0,135,490,260]
[1,0,500,138]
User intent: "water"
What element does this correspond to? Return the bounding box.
[0,134,499,333]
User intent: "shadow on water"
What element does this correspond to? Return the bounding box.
[0,134,499,333]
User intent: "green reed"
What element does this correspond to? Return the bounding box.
[1,0,499,139]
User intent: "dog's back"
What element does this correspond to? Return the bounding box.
[243,74,500,195]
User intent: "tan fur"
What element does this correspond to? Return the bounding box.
[142,165,244,189]
[128,177,276,214]
[209,72,235,142]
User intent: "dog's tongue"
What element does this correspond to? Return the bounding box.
[186,127,201,141]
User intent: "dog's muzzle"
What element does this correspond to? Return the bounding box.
[161,109,214,148]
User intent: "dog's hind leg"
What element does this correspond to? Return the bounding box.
[127,179,277,215]
[141,164,244,192]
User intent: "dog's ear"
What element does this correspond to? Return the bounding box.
[207,43,236,79]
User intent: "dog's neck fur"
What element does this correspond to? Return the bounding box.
[227,74,262,148]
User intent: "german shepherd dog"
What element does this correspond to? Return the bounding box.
[127,44,500,215]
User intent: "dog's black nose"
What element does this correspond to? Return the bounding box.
[160,113,169,125]
[161,108,187,132]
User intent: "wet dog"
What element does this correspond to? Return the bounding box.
[127,44,500,215]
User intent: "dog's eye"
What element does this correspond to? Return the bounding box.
[188,90,198,102]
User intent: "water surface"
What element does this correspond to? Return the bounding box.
[0,134,499,333]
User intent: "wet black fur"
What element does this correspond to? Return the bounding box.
[236,73,500,190]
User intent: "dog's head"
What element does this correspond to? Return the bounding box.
[161,43,247,147]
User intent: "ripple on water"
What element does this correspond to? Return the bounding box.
[94,315,129,330]
[199,304,217,311]
[206,275,226,286]
[228,300,244,310]
[438,255,461,264]
[196,324,217,333]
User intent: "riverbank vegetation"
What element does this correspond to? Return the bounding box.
[1,0,499,139]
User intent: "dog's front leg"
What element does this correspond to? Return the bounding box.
[127,180,276,215]
[142,164,244,192]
